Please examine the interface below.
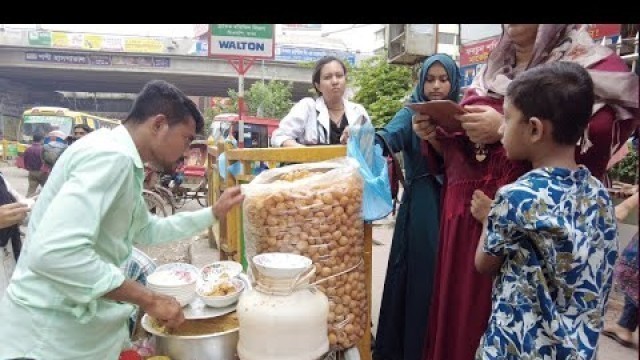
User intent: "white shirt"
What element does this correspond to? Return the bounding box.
[271,97,370,147]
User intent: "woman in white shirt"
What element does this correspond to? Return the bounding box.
[271,56,370,147]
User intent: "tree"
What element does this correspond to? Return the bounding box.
[227,80,293,119]
[351,53,414,128]
[608,141,638,184]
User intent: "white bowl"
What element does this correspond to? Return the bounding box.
[252,253,312,279]
[147,263,199,288]
[199,261,243,284]
[197,278,244,308]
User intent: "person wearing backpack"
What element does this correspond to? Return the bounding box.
[373,54,461,360]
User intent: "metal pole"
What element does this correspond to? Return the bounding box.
[238,57,245,148]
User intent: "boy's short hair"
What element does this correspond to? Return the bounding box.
[506,61,594,145]
[124,80,204,134]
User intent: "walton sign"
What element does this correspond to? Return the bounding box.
[208,24,275,59]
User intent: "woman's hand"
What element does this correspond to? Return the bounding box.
[412,114,443,154]
[412,114,437,141]
[456,105,503,145]
[340,126,350,144]
[470,190,493,223]
[0,202,29,229]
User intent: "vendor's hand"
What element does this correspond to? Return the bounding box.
[142,292,185,330]
[470,190,493,223]
[340,126,350,144]
[456,105,503,145]
[0,202,29,229]
[213,186,245,219]
[412,114,437,141]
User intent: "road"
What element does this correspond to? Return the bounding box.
[2,162,637,358]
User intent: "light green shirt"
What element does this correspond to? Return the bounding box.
[0,125,215,360]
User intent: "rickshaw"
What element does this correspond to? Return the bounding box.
[162,140,209,208]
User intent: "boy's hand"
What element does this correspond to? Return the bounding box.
[470,190,493,223]
[213,186,245,219]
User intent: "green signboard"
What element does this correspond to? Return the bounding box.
[211,24,273,39]
[209,24,275,59]
[28,31,52,47]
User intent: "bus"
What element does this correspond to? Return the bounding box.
[19,106,120,146]
[210,113,280,148]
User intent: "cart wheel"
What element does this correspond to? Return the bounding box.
[142,190,169,217]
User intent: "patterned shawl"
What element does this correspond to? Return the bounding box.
[469,24,639,153]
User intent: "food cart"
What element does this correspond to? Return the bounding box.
[207,143,373,360]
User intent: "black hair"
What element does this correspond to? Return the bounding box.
[32,133,43,143]
[73,124,93,133]
[312,56,347,96]
[124,80,204,134]
[506,61,594,145]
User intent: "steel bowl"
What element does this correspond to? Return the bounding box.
[142,314,239,359]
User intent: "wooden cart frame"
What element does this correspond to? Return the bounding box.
[207,144,373,359]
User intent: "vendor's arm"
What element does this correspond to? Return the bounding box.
[132,186,244,246]
[26,152,135,303]
[271,99,313,147]
[105,279,184,328]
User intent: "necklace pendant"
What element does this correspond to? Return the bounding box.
[475,152,487,162]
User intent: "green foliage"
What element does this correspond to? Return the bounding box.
[351,54,413,128]
[227,80,293,119]
[608,141,638,184]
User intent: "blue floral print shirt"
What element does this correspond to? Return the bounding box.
[476,166,618,360]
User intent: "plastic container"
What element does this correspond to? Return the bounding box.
[237,254,329,360]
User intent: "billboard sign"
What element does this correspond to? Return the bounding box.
[275,46,356,65]
[209,24,275,59]
[459,37,500,66]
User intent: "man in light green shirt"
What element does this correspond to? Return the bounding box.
[0,80,244,360]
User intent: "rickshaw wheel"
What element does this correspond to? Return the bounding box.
[153,185,176,215]
[196,191,208,207]
[142,190,169,217]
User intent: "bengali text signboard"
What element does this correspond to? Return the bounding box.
[209,24,275,59]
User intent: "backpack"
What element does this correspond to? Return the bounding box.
[375,133,405,214]
[42,141,68,168]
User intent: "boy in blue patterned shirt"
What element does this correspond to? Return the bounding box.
[470,62,618,359]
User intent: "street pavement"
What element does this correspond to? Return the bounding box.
[2,162,637,359]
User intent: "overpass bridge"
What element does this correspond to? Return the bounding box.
[0,28,314,99]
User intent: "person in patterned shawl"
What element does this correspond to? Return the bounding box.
[470,62,618,359]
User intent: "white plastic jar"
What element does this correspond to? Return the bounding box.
[237,255,329,360]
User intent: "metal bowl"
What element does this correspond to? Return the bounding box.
[142,314,239,360]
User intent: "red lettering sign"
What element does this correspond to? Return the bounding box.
[460,37,500,66]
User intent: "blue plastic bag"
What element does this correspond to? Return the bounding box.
[347,119,393,221]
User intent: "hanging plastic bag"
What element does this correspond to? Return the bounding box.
[346,117,393,221]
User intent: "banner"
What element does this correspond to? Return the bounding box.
[275,46,356,65]
[459,37,500,66]
[83,34,103,50]
[25,52,170,68]
[588,24,621,40]
[28,31,51,47]
[124,38,165,53]
[51,32,84,49]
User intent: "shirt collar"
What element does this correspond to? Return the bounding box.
[112,125,144,169]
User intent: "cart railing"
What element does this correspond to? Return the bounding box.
[207,144,373,359]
